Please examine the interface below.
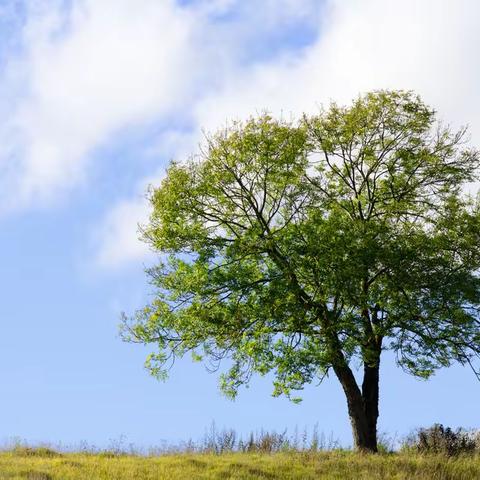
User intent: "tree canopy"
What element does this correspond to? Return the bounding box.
[122,90,480,451]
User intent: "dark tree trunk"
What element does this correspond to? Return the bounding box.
[362,359,380,451]
[333,357,380,453]
[325,306,382,452]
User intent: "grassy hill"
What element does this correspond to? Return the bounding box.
[1,449,479,480]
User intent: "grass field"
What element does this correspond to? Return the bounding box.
[1,449,480,480]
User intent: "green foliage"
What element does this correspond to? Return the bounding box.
[122,90,480,400]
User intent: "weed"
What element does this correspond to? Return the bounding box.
[403,424,477,456]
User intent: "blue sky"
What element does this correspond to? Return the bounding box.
[0,0,479,449]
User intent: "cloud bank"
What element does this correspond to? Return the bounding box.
[1,0,479,267]
[0,0,201,212]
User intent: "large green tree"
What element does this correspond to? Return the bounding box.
[123,91,480,452]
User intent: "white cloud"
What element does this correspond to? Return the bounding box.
[94,195,152,269]
[194,0,480,136]
[2,0,479,268]
[93,165,170,269]
[0,0,320,221]
[0,0,199,211]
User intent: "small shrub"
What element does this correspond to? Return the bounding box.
[12,447,61,458]
[247,431,290,453]
[404,424,477,456]
[473,430,480,450]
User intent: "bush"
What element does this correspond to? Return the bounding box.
[404,424,477,456]
[11,446,62,458]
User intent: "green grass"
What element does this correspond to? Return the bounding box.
[0,449,479,480]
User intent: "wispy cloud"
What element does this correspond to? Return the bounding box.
[94,195,152,269]
[0,0,202,212]
[0,0,322,215]
[194,0,480,131]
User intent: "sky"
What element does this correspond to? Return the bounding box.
[0,0,479,449]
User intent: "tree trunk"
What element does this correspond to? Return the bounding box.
[333,360,380,452]
[362,360,380,451]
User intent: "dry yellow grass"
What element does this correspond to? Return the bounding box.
[0,449,479,479]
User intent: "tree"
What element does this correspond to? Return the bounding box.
[122,91,480,452]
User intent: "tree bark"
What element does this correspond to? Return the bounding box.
[325,307,382,452]
[362,358,380,451]
[333,358,380,452]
